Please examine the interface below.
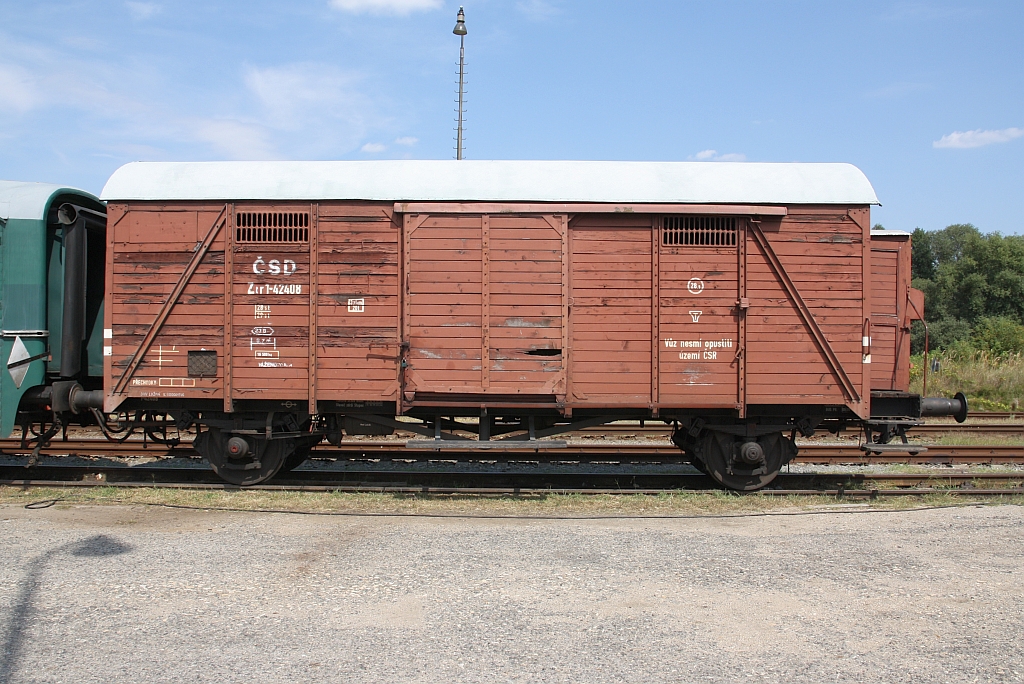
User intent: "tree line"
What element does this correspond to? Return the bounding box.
[905,224,1024,355]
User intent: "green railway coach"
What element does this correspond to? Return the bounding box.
[0,181,106,438]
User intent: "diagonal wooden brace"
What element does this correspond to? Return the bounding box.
[112,206,228,395]
[748,222,860,403]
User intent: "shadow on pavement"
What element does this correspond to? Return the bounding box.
[0,534,132,684]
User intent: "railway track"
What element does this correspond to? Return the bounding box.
[3,438,1024,465]
[575,422,1023,438]
[2,462,1022,497]
[959,412,1024,420]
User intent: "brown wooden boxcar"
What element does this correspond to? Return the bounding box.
[99,161,963,489]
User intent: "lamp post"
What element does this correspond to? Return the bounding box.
[453,6,467,160]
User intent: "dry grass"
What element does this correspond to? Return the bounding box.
[923,434,1024,446]
[1,485,1020,517]
[912,349,1024,411]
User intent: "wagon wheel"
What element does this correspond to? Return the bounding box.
[278,434,325,473]
[193,428,292,486]
[697,430,797,491]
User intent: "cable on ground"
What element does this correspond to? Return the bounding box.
[16,493,1011,520]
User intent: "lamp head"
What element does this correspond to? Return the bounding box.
[453,7,467,35]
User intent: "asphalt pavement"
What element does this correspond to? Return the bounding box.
[2,502,1023,683]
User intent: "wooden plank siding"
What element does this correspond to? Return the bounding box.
[316,203,400,400]
[106,204,228,408]
[230,217,311,399]
[403,213,565,396]
[870,232,912,391]
[569,217,652,406]
[105,200,873,419]
[744,209,867,412]
[658,240,739,408]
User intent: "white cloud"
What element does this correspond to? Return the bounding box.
[933,128,1024,149]
[0,32,391,167]
[0,64,39,113]
[394,136,418,145]
[329,0,442,15]
[244,65,326,129]
[517,0,560,20]
[361,142,386,152]
[0,40,149,123]
[192,119,277,160]
[126,2,162,20]
[240,63,379,156]
[690,149,746,162]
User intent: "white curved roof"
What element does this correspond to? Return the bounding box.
[101,160,879,205]
[0,180,100,221]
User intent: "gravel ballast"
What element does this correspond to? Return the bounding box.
[1,502,1022,683]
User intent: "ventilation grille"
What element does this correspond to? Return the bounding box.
[188,350,218,378]
[236,212,309,243]
[662,216,737,246]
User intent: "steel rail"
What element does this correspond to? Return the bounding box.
[3,438,1024,464]
[1,468,1021,498]
[574,423,1024,437]
[3,465,1020,485]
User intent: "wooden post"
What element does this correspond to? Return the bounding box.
[224,205,234,413]
[650,216,660,414]
[308,203,319,416]
[102,205,122,413]
[559,214,569,398]
[399,214,427,412]
[737,220,747,418]
[858,207,872,418]
[565,221,574,412]
[481,213,490,391]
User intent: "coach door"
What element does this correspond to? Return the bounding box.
[568,216,653,406]
[228,206,312,406]
[656,215,741,408]
[402,212,568,398]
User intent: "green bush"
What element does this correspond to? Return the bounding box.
[910,348,1024,410]
[904,225,1024,402]
[910,318,972,355]
[911,225,1024,349]
[971,316,1024,356]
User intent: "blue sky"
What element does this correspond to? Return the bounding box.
[1,0,1021,234]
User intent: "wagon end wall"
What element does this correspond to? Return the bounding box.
[869,231,921,392]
